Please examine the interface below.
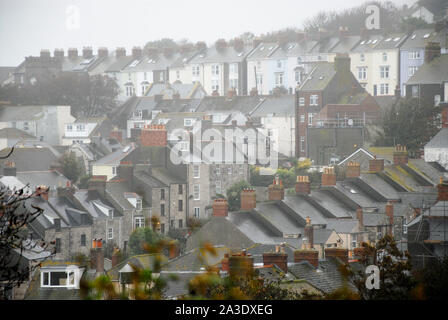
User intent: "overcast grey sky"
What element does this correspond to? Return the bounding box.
[0,0,414,66]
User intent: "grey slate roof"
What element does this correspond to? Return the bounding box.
[330,36,361,53]
[363,213,388,227]
[425,128,448,148]
[256,201,305,235]
[189,45,253,64]
[288,257,355,294]
[282,195,329,225]
[351,35,384,53]
[325,219,359,234]
[0,147,58,172]
[162,246,228,271]
[298,62,336,91]
[93,144,135,165]
[400,29,435,50]
[104,55,135,72]
[123,53,180,72]
[373,33,407,50]
[0,105,49,121]
[407,54,448,85]
[250,95,294,117]
[16,170,70,191]
[284,40,319,57]
[309,37,340,54]
[186,216,255,251]
[195,95,265,114]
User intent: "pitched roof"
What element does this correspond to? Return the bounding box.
[0,127,36,140]
[351,35,384,53]
[330,36,361,53]
[288,257,355,294]
[250,95,294,117]
[0,147,58,172]
[298,62,336,91]
[373,33,407,50]
[195,95,265,114]
[189,45,253,64]
[400,29,435,50]
[162,246,229,271]
[93,144,135,165]
[407,54,448,85]
[425,128,448,148]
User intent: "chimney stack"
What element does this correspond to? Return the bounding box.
[268,176,284,201]
[334,53,351,74]
[212,90,220,97]
[424,42,441,64]
[321,167,336,186]
[226,89,236,100]
[172,92,180,100]
[111,247,120,268]
[68,48,78,60]
[249,87,258,96]
[296,176,311,194]
[240,188,256,211]
[294,249,318,268]
[116,47,126,58]
[228,251,254,279]
[54,49,64,60]
[140,124,167,147]
[357,207,363,230]
[393,145,408,165]
[132,46,142,59]
[437,177,448,202]
[40,49,51,59]
[369,156,384,173]
[98,47,109,59]
[304,216,314,249]
[262,251,288,272]
[82,47,93,59]
[109,127,123,143]
[324,248,348,264]
[385,201,394,236]
[441,105,448,128]
[346,161,361,178]
[90,239,104,273]
[212,198,229,217]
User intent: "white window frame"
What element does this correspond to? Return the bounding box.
[193,165,200,178]
[134,216,145,229]
[194,207,200,219]
[215,180,222,195]
[300,114,305,123]
[408,66,418,77]
[300,136,305,152]
[299,97,305,106]
[308,113,314,125]
[275,72,284,86]
[380,83,389,95]
[212,64,220,76]
[192,65,200,76]
[227,167,232,175]
[108,227,113,240]
[310,95,318,106]
[380,66,390,79]
[193,184,200,200]
[357,67,367,80]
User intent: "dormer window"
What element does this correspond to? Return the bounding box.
[136,198,142,210]
[41,266,81,289]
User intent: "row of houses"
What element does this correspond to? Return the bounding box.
[5,21,447,102]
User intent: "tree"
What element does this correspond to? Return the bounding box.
[128,227,164,256]
[0,73,119,118]
[58,152,84,183]
[418,257,448,299]
[0,185,53,299]
[375,98,440,155]
[349,235,418,300]
[226,180,251,212]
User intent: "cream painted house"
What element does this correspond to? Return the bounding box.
[91,144,135,181]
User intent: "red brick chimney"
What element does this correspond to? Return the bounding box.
[393,145,408,165]
[357,207,363,230]
[169,242,180,259]
[263,250,288,272]
[212,198,229,217]
[212,90,220,97]
[321,167,336,186]
[324,248,348,264]
[82,47,93,59]
[304,216,314,249]
[441,106,448,128]
[110,128,123,143]
[116,47,126,58]
[385,201,394,236]
[34,185,49,201]
[90,239,104,273]
[424,42,441,64]
[172,92,180,100]
[369,156,384,173]
[226,89,236,100]
[249,87,258,96]
[437,177,448,201]
[132,46,142,59]
[346,161,361,178]
[228,251,254,279]
[240,188,256,211]
[268,176,284,201]
[111,247,120,268]
[294,249,318,268]
[140,124,167,147]
[296,176,311,194]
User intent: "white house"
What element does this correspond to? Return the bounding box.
[91,144,135,181]
[0,105,75,145]
[62,118,104,146]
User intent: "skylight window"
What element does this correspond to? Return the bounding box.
[268,46,274,50]
[393,37,400,42]
[367,40,372,44]
[372,39,378,44]
[147,59,154,63]
[385,38,392,42]
[360,41,366,45]
[423,33,430,38]
[259,46,265,51]
[129,60,139,68]
[411,34,416,39]
[237,52,243,57]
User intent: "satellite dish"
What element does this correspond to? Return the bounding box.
[348,119,354,126]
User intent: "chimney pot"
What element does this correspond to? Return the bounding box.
[240,188,256,211]
[296,175,311,194]
[212,198,229,217]
[346,161,361,178]
[262,252,288,272]
[321,167,336,186]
